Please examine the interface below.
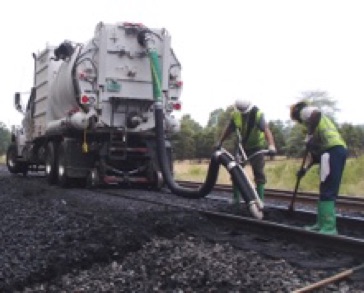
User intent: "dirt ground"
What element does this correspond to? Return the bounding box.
[0,164,363,292]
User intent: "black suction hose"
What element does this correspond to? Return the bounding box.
[155,104,219,198]
[218,151,257,204]
[144,31,262,218]
[155,104,257,205]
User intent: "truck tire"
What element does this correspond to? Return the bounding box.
[57,142,71,188]
[45,142,58,184]
[6,144,22,174]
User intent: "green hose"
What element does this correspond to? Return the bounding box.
[148,50,162,102]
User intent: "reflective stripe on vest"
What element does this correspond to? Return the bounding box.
[232,110,265,149]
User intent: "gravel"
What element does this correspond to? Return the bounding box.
[0,165,363,292]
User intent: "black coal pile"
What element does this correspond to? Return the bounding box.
[0,165,363,292]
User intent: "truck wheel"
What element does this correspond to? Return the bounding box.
[57,142,71,188]
[45,142,58,184]
[6,144,22,174]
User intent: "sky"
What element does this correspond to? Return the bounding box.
[1,0,364,128]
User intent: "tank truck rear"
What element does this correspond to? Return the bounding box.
[7,22,182,188]
[7,21,265,219]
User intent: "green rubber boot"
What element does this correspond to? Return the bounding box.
[232,184,241,205]
[318,201,338,235]
[256,183,264,201]
[304,201,321,231]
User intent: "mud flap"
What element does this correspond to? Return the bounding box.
[61,138,95,178]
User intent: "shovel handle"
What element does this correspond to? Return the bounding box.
[293,263,364,293]
[289,150,309,211]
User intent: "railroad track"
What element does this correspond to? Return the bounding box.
[176,180,364,213]
[19,171,364,212]
[97,187,364,257]
[4,170,363,291]
[10,171,364,254]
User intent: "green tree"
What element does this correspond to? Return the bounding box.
[297,90,339,122]
[195,127,216,159]
[172,115,202,160]
[214,105,235,153]
[285,124,306,158]
[268,120,286,155]
[0,122,11,156]
[339,123,363,157]
[207,108,224,128]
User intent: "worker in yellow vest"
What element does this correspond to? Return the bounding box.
[290,101,347,235]
[216,99,276,202]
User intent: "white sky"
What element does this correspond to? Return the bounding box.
[1,0,364,128]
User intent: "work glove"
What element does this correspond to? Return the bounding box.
[268,145,277,156]
[296,168,307,178]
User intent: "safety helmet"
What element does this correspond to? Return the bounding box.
[235,99,253,114]
[290,101,308,122]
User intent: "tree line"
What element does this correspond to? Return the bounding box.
[0,122,11,156]
[171,93,364,160]
[1,92,363,160]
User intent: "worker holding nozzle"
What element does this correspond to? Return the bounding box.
[290,100,347,235]
[216,99,277,203]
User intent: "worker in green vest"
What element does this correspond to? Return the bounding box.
[290,101,347,235]
[216,99,276,202]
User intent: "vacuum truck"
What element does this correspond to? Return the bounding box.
[7,21,182,188]
[7,21,265,219]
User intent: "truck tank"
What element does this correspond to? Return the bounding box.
[45,22,182,133]
[7,21,182,188]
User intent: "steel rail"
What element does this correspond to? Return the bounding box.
[176,180,364,212]
[98,189,364,257]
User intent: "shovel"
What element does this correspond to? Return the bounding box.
[288,149,309,213]
[293,263,364,293]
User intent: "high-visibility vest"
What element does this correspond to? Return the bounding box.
[232,110,265,149]
[313,115,347,152]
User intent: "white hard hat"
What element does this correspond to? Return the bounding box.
[235,99,253,114]
[300,106,319,122]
